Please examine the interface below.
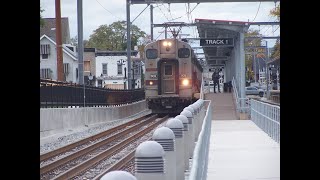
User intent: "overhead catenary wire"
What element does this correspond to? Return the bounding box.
[94,0,122,21]
[252,1,262,22]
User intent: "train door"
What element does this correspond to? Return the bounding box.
[161,62,175,94]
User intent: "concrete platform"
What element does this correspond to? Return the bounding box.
[207,120,280,180]
[204,92,238,120]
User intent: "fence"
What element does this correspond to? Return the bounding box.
[232,77,250,113]
[189,100,212,180]
[40,79,145,108]
[250,99,280,143]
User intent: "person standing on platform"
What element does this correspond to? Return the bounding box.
[212,69,221,93]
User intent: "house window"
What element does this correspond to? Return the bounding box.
[102,63,107,75]
[76,68,79,79]
[84,61,90,72]
[42,54,49,59]
[40,68,52,79]
[117,64,122,75]
[40,44,50,59]
[63,63,70,75]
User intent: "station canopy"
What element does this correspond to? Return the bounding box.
[131,0,276,4]
[131,0,275,66]
[194,18,249,67]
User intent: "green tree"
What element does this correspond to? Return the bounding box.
[270,4,280,22]
[70,36,78,46]
[87,21,147,51]
[40,6,45,27]
[270,4,280,59]
[70,36,90,48]
[245,29,263,81]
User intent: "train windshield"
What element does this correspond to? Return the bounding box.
[178,48,190,58]
[146,49,158,59]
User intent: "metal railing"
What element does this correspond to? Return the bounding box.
[40,79,145,108]
[189,100,212,180]
[232,77,250,113]
[251,99,280,143]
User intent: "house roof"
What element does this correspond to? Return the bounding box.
[40,17,70,44]
[40,34,77,60]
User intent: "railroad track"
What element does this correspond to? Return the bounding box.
[40,114,168,180]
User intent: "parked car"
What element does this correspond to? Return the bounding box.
[245,86,265,97]
[254,85,267,91]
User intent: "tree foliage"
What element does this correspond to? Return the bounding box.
[40,6,45,27]
[270,4,280,21]
[86,21,147,51]
[245,29,263,81]
[270,4,280,59]
[70,36,89,49]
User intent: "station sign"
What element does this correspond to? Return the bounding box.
[200,38,234,46]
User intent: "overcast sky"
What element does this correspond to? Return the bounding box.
[41,0,279,47]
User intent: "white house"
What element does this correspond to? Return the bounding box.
[40,34,79,83]
[95,51,143,89]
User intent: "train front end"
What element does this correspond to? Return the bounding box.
[144,39,197,114]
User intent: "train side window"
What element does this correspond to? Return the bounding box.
[178,48,190,58]
[146,49,158,59]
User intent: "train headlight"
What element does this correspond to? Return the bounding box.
[162,41,172,47]
[182,79,189,86]
[149,81,153,85]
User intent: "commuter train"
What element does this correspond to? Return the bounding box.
[144,38,203,114]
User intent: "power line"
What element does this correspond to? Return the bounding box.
[155,27,165,40]
[95,0,122,21]
[252,2,262,22]
[155,4,171,22]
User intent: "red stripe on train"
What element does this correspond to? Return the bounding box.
[146,68,158,71]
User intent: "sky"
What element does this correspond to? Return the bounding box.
[40,0,280,48]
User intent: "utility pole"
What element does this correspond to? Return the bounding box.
[124,67,127,89]
[266,41,270,99]
[126,0,132,90]
[77,0,84,85]
[55,0,64,81]
[253,52,257,83]
[150,5,153,41]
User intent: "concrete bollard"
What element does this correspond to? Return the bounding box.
[152,127,176,180]
[196,99,205,130]
[183,106,195,116]
[135,141,165,180]
[100,170,137,180]
[181,110,195,142]
[189,103,200,136]
[175,114,194,159]
[200,99,206,129]
[165,118,185,180]
[174,115,190,171]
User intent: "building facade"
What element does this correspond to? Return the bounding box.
[84,48,96,86]
[95,51,143,89]
[40,35,79,83]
